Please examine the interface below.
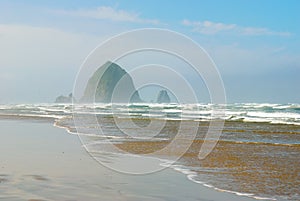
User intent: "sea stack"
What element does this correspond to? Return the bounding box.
[80,61,142,103]
[55,93,74,103]
[156,90,171,103]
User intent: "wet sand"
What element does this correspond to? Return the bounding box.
[0,119,257,201]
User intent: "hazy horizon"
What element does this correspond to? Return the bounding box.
[0,0,299,104]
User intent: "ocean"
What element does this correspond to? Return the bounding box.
[0,103,299,201]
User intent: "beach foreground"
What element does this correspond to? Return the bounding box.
[0,118,257,201]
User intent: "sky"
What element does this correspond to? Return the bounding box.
[0,0,299,103]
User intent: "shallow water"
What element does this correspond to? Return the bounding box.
[0,120,257,201]
[1,103,299,200]
[79,118,299,200]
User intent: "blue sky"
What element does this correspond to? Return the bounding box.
[0,0,299,103]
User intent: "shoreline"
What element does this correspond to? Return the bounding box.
[0,117,259,201]
[51,116,299,201]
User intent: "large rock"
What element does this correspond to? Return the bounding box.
[156,90,171,103]
[55,93,73,103]
[81,61,142,103]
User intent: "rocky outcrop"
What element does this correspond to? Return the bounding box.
[156,90,171,103]
[55,93,73,103]
[80,61,142,103]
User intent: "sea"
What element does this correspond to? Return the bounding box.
[0,102,299,201]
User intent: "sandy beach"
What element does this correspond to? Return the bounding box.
[1,0,299,200]
[0,118,258,201]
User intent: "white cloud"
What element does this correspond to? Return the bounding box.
[240,27,290,36]
[182,19,236,34]
[55,6,160,25]
[182,19,291,36]
[0,24,101,69]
